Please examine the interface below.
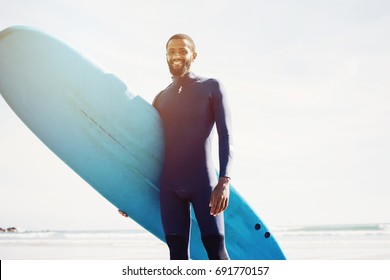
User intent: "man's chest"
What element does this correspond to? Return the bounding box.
[157,85,213,120]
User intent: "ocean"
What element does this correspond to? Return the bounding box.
[1,223,389,260]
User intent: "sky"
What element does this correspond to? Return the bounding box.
[1,0,390,231]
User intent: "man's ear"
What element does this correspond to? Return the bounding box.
[192,51,197,61]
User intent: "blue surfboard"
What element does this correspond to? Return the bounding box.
[0,26,285,259]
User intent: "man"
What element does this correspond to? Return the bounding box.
[120,34,233,260]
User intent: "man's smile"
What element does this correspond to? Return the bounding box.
[170,60,184,67]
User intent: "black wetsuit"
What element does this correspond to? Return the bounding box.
[153,72,233,259]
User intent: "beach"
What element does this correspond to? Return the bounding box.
[1,224,389,260]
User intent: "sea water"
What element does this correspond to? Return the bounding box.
[276,223,390,259]
[1,224,389,259]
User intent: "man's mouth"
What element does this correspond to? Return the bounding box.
[171,60,183,68]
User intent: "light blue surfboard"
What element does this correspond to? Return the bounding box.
[0,26,285,259]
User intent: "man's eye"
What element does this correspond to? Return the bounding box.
[167,49,188,56]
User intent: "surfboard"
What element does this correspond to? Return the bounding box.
[0,26,285,259]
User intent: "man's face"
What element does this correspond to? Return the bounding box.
[166,39,197,77]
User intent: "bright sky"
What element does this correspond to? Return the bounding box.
[1,0,389,231]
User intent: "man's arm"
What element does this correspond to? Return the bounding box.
[209,79,234,216]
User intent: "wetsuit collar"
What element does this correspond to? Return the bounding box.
[172,72,197,87]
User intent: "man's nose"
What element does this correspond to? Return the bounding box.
[171,52,181,59]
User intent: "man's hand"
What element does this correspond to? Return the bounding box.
[118,210,128,217]
[209,177,230,216]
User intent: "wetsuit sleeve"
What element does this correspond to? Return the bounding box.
[210,80,234,178]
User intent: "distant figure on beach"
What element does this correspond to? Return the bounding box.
[120,34,233,260]
[7,227,18,232]
[0,227,18,233]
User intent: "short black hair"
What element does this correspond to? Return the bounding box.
[166,34,196,52]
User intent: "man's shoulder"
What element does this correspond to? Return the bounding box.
[160,82,173,92]
[156,83,172,98]
[153,85,170,108]
[193,73,221,89]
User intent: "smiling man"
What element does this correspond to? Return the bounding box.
[119,34,233,259]
[152,34,234,260]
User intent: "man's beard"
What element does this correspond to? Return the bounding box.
[168,59,191,77]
